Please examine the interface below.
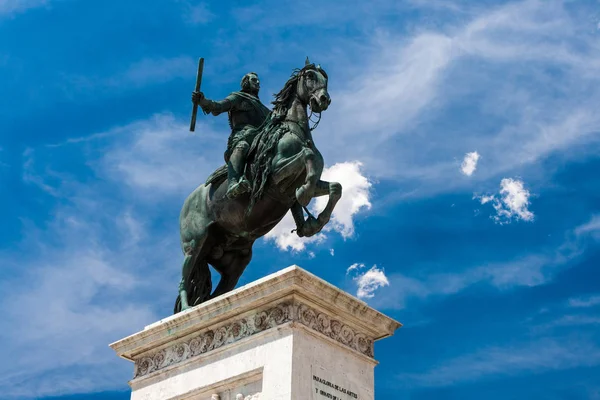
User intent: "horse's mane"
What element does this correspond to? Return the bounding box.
[271,67,303,121]
[247,64,326,214]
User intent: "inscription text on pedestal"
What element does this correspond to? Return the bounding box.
[312,375,358,399]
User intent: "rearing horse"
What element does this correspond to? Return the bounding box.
[175,60,341,313]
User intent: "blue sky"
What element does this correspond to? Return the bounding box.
[1,0,600,398]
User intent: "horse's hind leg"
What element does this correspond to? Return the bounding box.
[209,247,253,299]
[178,228,211,311]
[178,240,200,311]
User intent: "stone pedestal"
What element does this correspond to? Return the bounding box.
[110,266,401,400]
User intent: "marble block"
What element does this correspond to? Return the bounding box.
[109,265,401,400]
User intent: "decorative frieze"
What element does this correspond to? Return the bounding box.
[133,300,374,378]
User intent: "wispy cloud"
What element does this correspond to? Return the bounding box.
[178,1,214,25]
[569,295,600,309]
[314,0,600,199]
[399,337,600,388]
[1,116,208,398]
[0,0,49,16]
[475,178,534,224]
[346,263,390,299]
[65,56,195,94]
[0,205,162,398]
[370,216,597,310]
[101,113,223,198]
[461,151,480,176]
[574,214,600,239]
[376,254,553,310]
[21,148,61,197]
[534,315,600,332]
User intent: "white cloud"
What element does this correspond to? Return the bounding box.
[346,262,365,274]
[460,151,480,176]
[497,178,534,221]
[399,337,600,388]
[475,178,534,224]
[478,194,494,204]
[330,248,335,256]
[349,264,390,299]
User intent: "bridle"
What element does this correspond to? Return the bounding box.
[297,67,327,132]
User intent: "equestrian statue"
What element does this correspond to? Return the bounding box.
[175,58,341,313]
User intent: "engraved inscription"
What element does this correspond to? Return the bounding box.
[312,375,358,399]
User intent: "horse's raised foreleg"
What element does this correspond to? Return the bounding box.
[292,180,342,237]
[295,152,319,207]
[313,180,342,228]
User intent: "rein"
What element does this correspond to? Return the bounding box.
[308,110,322,131]
[298,69,324,132]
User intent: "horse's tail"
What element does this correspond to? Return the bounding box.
[173,257,212,313]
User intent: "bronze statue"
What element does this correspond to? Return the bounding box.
[192,72,271,198]
[175,58,340,313]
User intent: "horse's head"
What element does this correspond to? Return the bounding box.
[297,58,331,113]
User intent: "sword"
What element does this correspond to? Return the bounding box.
[189,57,204,132]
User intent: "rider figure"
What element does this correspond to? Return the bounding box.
[192,72,271,198]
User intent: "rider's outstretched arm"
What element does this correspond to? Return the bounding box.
[202,94,240,116]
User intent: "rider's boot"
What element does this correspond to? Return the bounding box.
[226,143,251,198]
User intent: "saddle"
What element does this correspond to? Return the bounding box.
[205,136,260,187]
